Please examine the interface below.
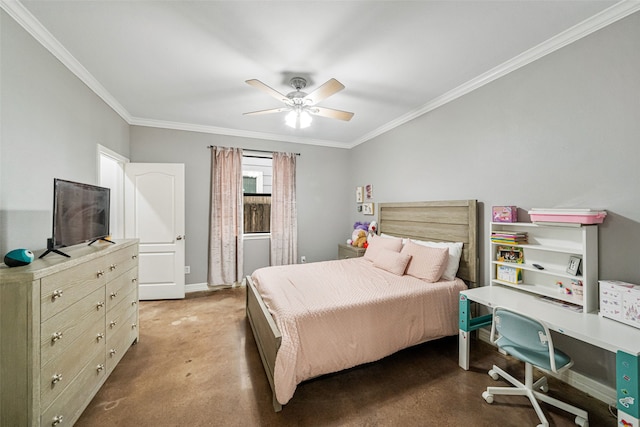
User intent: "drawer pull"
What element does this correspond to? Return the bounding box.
[132,301,138,306]
[96,301,105,309]
[110,320,117,328]
[132,278,138,284]
[52,289,63,300]
[96,332,105,341]
[97,363,105,372]
[109,348,117,356]
[110,263,117,271]
[51,373,63,384]
[132,254,138,259]
[132,323,138,329]
[51,332,64,342]
[52,415,63,426]
[97,270,104,278]
[110,291,118,299]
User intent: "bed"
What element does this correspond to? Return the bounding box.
[246,200,478,411]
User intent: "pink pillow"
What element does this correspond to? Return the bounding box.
[373,249,412,276]
[364,234,403,262]
[401,240,449,282]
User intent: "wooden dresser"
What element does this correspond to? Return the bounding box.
[0,239,139,426]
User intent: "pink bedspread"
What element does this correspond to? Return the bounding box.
[251,257,467,405]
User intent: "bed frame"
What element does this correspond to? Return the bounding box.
[246,199,478,411]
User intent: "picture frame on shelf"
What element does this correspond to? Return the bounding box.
[497,246,524,263]
[362,202,374,215]
[566,256,582,275]
[356,186,364,203]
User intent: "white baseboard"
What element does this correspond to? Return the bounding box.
[477,329,616,406]
[185,282,210,293]
[185,280,245,294]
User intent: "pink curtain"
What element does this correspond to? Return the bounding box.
[208,146,243,285]
[270,152,297,265]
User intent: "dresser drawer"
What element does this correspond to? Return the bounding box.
[40,332,104,409]
[40,350,106,427]
[41,258,107,321]
[104,245,139,282]
[107,310,138,372]
[106,267,138,311]
[106,287,138,338]
[41,286,106,365]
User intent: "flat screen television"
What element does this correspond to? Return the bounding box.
[40,178,113,258]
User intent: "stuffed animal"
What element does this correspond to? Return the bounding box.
[352,230,368,248]
[368,221,378,240]
[347,221,370,245]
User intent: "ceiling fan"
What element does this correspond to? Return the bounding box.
[243,77,354,128]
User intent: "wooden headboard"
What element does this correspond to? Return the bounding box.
[378,200,478,286]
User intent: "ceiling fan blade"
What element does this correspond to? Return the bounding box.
[243,107,290,116]
[245,79,289,103]
[303,78,345,105]
[311,106,354,121]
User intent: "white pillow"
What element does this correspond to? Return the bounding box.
[410,239,463,281]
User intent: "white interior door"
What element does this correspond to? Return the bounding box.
[125,163,185,300]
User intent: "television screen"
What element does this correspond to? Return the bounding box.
[52,179,111,248]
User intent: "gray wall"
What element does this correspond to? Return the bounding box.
[0,10,130,255]
[129,126,350,285]
[348,11,640,388]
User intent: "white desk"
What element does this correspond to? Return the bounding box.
[459,285,640,426]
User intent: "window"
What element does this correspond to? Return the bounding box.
[243,154,272,234]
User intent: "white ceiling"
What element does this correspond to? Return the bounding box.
[6,0,636,148]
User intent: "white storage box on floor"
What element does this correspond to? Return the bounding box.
[599,280,640,329]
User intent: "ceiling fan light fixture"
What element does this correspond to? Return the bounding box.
[285,109,312,129]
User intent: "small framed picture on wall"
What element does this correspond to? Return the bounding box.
[365,184,373,200]
[356,186,364,203]
[363,203,374,215]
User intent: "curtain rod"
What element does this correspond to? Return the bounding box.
[206,146,300,156]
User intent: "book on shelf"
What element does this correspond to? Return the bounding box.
[491,231,528,244]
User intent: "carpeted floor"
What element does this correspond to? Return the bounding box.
[76,287,616,426]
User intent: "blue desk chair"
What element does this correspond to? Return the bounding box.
[482,306,589,427]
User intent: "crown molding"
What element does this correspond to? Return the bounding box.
[4,0,638,150]
[1,0,132,122]
[129,117,350,149]
[348,0,640,148]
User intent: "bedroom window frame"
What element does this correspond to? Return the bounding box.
[243,153,272,236]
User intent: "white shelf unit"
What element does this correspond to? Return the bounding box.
[489,222,598,313]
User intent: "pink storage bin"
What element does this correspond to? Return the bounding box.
[528,208,606,224]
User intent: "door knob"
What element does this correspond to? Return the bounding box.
[176,235,185,240]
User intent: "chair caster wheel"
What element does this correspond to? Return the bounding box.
[575,416,588,427]
[482,391,493,404]
[539,383,549,393]
[488,369,499,380]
